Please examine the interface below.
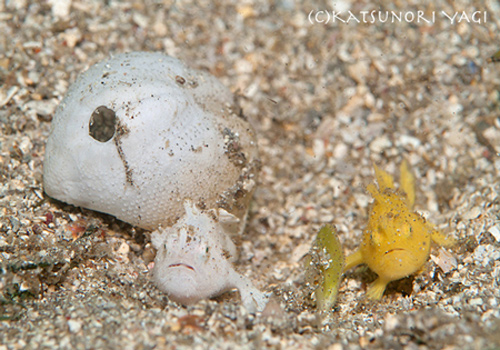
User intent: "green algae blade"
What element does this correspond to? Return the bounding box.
[488,49,500,63]
[307,224,345,311]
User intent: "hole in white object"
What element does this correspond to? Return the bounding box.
[89,106,116,142]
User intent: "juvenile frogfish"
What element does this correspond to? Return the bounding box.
[152,200,269,313]
[344,160,455,300]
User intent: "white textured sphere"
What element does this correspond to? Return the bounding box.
[43,52,259,230]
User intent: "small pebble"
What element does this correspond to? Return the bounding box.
[67,319,82,333]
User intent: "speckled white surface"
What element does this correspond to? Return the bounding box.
[43,51,259,231]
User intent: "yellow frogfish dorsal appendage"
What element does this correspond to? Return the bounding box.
[344,160,456,300]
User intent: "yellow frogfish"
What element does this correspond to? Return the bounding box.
[344,160,455,300]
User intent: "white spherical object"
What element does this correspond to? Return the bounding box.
[43,52,259,231]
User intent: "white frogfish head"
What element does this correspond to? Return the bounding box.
[152,201,236,305]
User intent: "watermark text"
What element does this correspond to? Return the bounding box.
[308,10,488,25]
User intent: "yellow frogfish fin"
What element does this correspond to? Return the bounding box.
[399,159,416,209]
[366,183,380,198]
[366,276,391,300]
[344,249,364,271]
[429,225,456,248]
[373,164,394,191]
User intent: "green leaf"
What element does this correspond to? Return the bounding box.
[307,224,345,311]
[488,49,500,63]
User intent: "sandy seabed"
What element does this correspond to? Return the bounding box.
[1,0,500,349]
